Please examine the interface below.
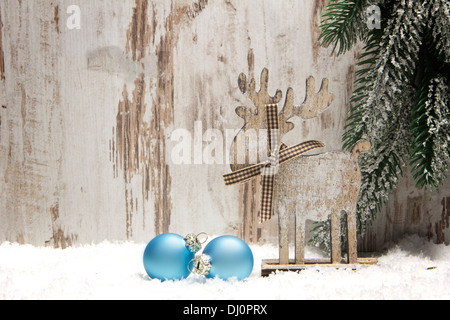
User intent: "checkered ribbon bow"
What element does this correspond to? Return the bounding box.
[223,104,325,223]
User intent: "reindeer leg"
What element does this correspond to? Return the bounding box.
[278,205,289,265]
[294,212,305,265]
[347,209,358,264]
[330,210,341,264]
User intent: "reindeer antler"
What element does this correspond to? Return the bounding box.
[294,76,334,119]
[277,77,335,137]
[236,68,282,125]
[230,68,335,171]
[236,69,334,133]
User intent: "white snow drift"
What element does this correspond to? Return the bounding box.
[0,234,449,300]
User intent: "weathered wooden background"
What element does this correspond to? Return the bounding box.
[0,0,448,249]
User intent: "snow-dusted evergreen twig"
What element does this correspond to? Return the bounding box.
[319,0,372,55]
[313,0,450,251]
[431,0,450,63]
[347,1,426,234]
[356,84,414,234]
[410,76,450,189]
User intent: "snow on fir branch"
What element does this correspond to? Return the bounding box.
[431,0,450,63]
[314,0,450,251]
[410,76,450,189]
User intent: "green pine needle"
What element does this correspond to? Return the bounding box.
[319,0,366,56]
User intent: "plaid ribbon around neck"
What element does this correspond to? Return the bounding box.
[224,104,325,223]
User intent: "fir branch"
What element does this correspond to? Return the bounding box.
[357,86,413,234]
[410,76,450,190]
[342,30,382,150]
[346,1,424,146]
[345,0,424,151]
[314,0,450,249]
[344,1,428,234]
[409,11,450,190]
[342,1,425,238]
[319,0,367,55]
[431,0,450,63]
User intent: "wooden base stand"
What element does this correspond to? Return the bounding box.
[261,258,378,277]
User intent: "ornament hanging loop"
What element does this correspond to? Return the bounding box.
[184,232,209,253]
[188,254,212,277]
[196,232,209,245]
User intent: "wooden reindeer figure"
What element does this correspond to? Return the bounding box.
[225,68,376,274]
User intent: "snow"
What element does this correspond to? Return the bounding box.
[0,235,449,300]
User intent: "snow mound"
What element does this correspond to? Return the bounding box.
[0,235,449,300]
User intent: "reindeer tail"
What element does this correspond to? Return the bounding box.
[351,140,371,162]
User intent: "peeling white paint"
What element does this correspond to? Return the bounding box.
[0,0,448,249]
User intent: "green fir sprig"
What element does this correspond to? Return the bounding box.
[311,0,450,250]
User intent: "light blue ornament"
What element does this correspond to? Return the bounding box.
[190,235,254,281]
[143,233,206,282]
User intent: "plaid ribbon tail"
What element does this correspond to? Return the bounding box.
[223,163,264,186]
[260,174,275,223]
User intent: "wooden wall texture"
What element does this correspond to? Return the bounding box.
[0,0,448,249]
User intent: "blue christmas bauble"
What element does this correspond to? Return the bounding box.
[143,233,195,282]
[202,235,254,281]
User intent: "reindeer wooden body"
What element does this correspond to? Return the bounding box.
[274,140,370,265]
[228,69,376,274]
